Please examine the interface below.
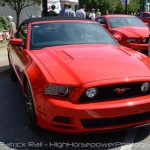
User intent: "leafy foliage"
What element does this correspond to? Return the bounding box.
[0,16,9,31]
[80,0,141,15]
[128,0,140,14]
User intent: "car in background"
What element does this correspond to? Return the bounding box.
[136,12,150,27]
[95,15,149,55]
[8,17,150,133]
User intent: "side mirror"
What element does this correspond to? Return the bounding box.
[113,34,121,41]
[101,24,107,28]
[10,38,23,45]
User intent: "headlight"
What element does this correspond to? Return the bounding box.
[57,86,68,96]
[86,88,98,98]
[44,85,73,96]
[142,38,147,43]
[141,82,150,93]
[126,38,137,43]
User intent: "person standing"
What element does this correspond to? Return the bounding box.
[64,4,76,17]
[105,9,109,15]
[86,10,91,19]
[17,24,28,41]
[48,5,58,16]
[59,3,68,16]
[76,5,86,18]
[89,8,96,20]
[7,15,16,38]
[96,9,101,17]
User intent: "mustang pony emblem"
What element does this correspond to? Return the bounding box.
[114,88,131,94]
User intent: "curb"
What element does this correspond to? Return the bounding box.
[0,65,10,75]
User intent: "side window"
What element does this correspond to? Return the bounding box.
[136,14,140,17]
[139,13,144,17]
[16,24,27,41]
[96,17,107,24]
[143,13,148,18]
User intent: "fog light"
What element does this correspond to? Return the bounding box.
[142,38,147,43]
[86,88,97,98]
[53,116,71,124]
[141,82,150,93]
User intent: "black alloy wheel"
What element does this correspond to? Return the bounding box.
[8,54,17,81]
[25,81,39,130]
[9,64,17,81]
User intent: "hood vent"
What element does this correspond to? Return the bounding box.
[55,50,74,60]
[118,48,131,56]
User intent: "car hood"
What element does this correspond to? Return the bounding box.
[110,26,149,38]
[32,44,150,85]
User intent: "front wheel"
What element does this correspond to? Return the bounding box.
[25,81,39,130]
[9,65,17,81]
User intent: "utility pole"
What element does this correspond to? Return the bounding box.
[125,0,128,14]
[141,0,147,12]
[42,0,48,16]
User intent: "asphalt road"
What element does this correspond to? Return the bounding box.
[0,69,150,150]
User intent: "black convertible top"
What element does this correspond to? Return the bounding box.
[22,16,89,25]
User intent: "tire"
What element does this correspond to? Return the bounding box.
[9,65,17,81]
[25,81,39,130]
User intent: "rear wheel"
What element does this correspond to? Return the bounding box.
[25,81,39,130]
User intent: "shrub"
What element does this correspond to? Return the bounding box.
[0,16,9,31]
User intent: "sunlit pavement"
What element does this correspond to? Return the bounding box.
[0,42,9,74]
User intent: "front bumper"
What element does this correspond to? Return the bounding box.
[36,95,150,133]
[128,43,148,54]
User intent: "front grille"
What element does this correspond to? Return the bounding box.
[52,116,71,124]
[81,111,150,128]
[141,37,149,44]
[141,50,148,56]
[79,82,150,103]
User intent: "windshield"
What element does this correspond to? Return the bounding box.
[30,22,118,50]
[108,17,146,28]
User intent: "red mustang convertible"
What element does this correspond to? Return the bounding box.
[8,17,150,133]
[136,12,150,27]
[95,15,149,55]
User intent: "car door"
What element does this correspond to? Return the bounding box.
[9,23,29,85]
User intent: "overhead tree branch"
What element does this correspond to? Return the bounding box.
[22,2,35,9]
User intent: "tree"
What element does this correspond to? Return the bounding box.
[128,0,140,14]
[0,16,9,30]
[79,0,140,15]
[0,0,42,28]
[80,0,121,14]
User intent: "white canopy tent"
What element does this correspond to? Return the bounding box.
[0,0,79,26]
[60,0,78,3]
[47,0,61,14]
[60,0,79,11]
[47,0,79,14]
